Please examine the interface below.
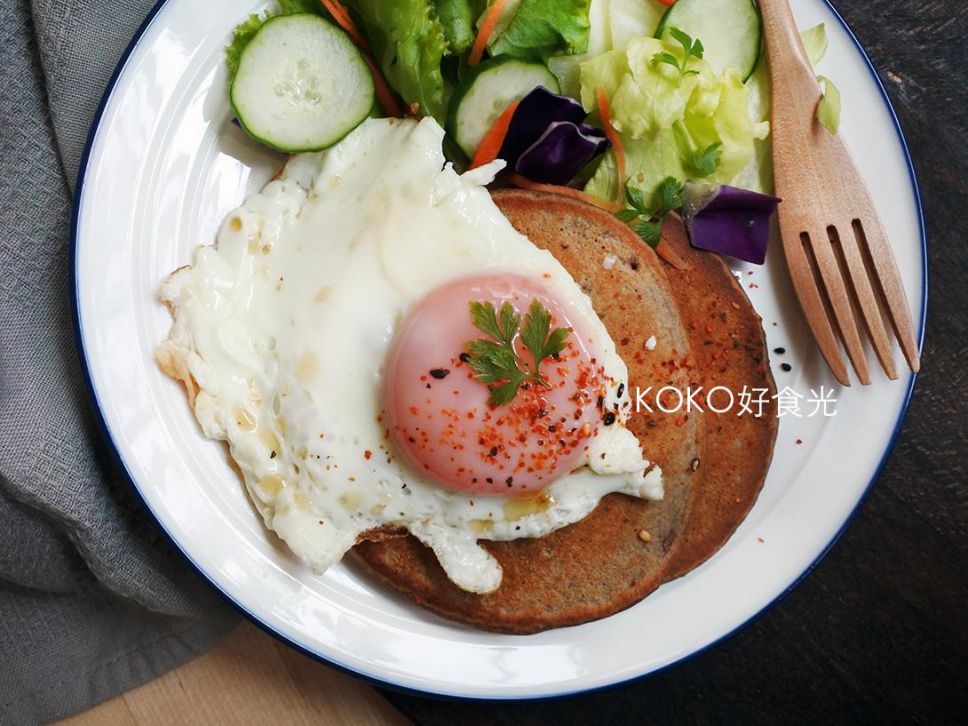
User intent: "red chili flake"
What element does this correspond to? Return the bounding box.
[795,438,803,445]
[364,450,372,460]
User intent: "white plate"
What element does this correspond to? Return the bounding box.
[72,0,926,699]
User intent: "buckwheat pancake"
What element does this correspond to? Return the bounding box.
[658,217,778,581]
[353,190,775,633]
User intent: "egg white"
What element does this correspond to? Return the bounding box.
[157,118,662,593]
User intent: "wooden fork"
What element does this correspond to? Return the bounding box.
[759,0,920,385]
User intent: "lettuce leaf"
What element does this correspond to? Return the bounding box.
[435,0,485,54]
[226,13,270,78]
[278,0,327,12]
[488,0,592,61]
[580,35,767,203]
[816,75,841,134]
[800,23,829,67]
[344,0,450,120]
[800,24,841,134]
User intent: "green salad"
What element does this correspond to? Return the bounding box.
[224,0,842,265]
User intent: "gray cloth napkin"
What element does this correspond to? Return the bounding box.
[1,1,238,723]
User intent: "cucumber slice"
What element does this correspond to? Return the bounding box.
[655,0,762,82]
[447,56,559,158]
[230,14,374,153]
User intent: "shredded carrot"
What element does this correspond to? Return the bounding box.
[363,56,404,117]
[320,0,370,50]
[469,0,510,66]
[470,101,519,168]
[507,173,622,213]
[657,0,677,6]
[596,86,626,207]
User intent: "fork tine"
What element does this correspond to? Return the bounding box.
[806,228,871,385]
[851,219,921,374]
[787,234,851,385]
[832,223,898,380]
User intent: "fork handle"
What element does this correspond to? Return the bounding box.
[758,0,822,116]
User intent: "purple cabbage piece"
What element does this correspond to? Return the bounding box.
[682,182,781,265]
[498,86,587,165]
[515,122,609,186]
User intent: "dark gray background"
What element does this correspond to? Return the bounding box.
[379,1,968,722]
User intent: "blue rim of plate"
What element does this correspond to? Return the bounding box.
[70,0,928,703]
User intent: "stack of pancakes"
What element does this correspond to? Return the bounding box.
[355,190,777,633]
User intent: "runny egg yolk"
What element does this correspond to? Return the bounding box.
[382,274,607,496]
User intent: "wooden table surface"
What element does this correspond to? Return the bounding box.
[54,622,407,726]
[60,1,968,723]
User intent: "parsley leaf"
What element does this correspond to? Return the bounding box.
[691,142,723,176]
[652,27,705,87]
[616,176,684,249]
[465,299,571,406]
[625,184,646,212]
[521,299,569,370]
[656,177,684,215]
[633,219,663,248]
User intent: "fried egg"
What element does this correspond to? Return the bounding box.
[157,117,662,593]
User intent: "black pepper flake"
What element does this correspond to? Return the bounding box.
[781,363,792,372]
[548,424,557,432]
[270,451,277,459]
[628,256,640,271]
[617,383,625,399]
[506,476,514,487]
[459,352,471,362]
[430,368,450,379]
[488,446,498,457]
[603,411,616,426]
[774,347,786,355]
[596,395,605,409]
[486,477,493,484]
